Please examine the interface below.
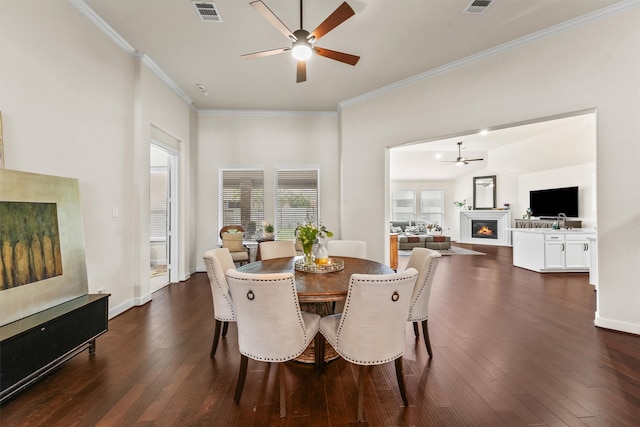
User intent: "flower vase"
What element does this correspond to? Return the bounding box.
[315,238,329,265]
[301,242,314,265]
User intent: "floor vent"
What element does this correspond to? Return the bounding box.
[192,1,222,23]
[463,0,494,14]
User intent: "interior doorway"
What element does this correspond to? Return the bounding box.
[150,143,178,292]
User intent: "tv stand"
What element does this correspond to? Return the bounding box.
[0,294,109,403]
[514,219,582,228]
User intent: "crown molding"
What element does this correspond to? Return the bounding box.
[198,109,337,117]
[341,0,640,109]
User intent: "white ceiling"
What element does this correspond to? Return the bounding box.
[81,0,625,111]
[390,113,597,181]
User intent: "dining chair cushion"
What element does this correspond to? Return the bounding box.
[226,270,320,361]
[406,248,441,322]
[222,232,245,253]
[202,248,236,322]
[327,240,367,259]
[320,268,418,365]
[259,240,297,260]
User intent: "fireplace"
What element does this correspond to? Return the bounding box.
[460,210,511,246]
[472,220,498,239]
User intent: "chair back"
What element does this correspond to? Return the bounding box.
[202,248,236,322]
[226,270,317,361]
[335,268,418,365]
[259,240,296,260]
[327,240,367,258]
[220,226,250,264]
[406,248,441,322]
[219,225,245,238]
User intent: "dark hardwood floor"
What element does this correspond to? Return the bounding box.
[2,245,640,426]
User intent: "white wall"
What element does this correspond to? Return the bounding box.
[0,1,195,318]
[340,6,640,334]
[195,112,340,271]
[519,163,596,228]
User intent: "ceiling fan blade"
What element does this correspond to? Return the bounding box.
[241,47,290,60]
[465,158,484,162]
[250,1,296,40]
[297,61,307,83]
[309,2,355,41]
[314,47,360,65]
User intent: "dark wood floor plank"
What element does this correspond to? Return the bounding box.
[3,244,640,426]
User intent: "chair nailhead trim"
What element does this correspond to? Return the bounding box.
[232,274,314,362]
[204,256,236,320]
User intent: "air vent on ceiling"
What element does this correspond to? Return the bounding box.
[463,0,494,14]
[192,1,222,23]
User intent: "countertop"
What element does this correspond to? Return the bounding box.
[508,228,596,234]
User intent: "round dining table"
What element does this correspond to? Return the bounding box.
[237,255,394,363]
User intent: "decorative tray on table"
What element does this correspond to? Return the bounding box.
[294,257,345,273]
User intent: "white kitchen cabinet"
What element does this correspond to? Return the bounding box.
[544,236,565,269]
[512,229,595,273]
[565,238,592,269]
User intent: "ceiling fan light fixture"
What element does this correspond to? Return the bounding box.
[292,41,312,61]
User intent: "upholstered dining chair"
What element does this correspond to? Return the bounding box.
[317,268,418,422]
[406,247,441,357]
[219,225,250,266]
[202,248,237,358]
[327,240,367,259]
[225,270,321,418]
[258,240,296,260]
[327,239,367,314]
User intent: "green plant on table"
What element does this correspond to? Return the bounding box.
[296,220,333,264]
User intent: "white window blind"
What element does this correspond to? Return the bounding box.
[276,169,319,240]
[392,190,415,221]
[219,169,264,240]
[421,190,445,226]
[150,166,168,241]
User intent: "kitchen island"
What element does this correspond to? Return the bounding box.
[511,228,596,273]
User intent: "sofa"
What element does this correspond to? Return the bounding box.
[390,221,451,251]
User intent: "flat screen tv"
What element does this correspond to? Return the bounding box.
[529,186,579,218]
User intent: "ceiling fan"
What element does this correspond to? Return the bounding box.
[442,142,484,165]
[241,0,360,83]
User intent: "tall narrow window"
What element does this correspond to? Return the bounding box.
[276,169,319,240]
[392,190,415,221]
[219,169,264,240]
[421,190,444,226]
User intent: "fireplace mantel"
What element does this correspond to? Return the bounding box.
[460,210,511,246]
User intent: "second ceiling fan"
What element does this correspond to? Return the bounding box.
[241,0,360,83]
[442,142,484,165]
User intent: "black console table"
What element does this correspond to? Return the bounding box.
[0,293,110,403]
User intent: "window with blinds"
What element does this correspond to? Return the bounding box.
[275,169,319,240]
[392,190,416,221]
[150,166,168,241]
[421,190,445,226]
[219,169,264,240]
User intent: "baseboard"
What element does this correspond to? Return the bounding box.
[108,293,152,320]
[595,312,640,335]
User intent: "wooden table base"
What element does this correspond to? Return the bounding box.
[296,301,340,364]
